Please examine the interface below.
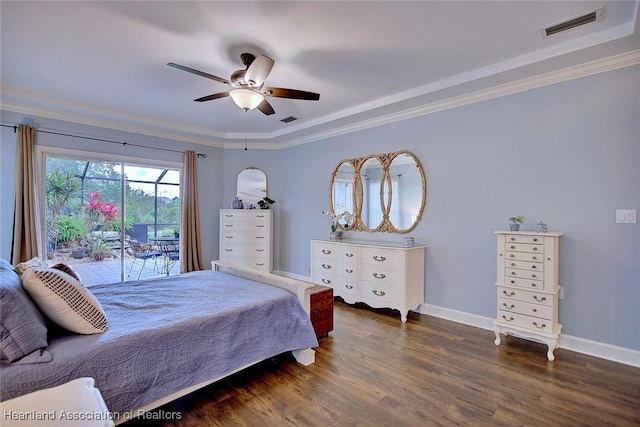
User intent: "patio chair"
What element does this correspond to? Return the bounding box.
[128,243,162,280]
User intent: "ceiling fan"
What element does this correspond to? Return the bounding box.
[168,53,320,115]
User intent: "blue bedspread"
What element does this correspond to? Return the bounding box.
[0,270,318,414]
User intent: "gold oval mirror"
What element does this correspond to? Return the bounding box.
[328,150,426,234]
[386,150,426,233]
[329,160,357,229]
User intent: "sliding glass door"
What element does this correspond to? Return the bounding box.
[43,152,181,286]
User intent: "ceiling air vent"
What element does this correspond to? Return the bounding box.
[542,7,603,38]
[280,116,298,123]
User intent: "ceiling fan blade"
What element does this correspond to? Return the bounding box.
[257,99,275,115]
[244,54,274,87]
[194,91,229,102]
[167,63,231,85]
[264,87,320,101]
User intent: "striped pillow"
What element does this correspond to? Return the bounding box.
[21,268,107,334]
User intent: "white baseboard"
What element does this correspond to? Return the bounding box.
[421,303,640,368]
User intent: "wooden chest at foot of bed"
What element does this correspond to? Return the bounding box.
[309,285,333,338]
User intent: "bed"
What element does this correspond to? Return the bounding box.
[0,261,318,422]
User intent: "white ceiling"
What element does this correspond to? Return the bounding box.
[1,1,638,148]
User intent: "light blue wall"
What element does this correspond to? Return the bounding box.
[2,64,638,352]
[225,64,640,351]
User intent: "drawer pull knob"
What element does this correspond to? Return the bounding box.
[510,280,516,284]
[511,271,516,275]
[225,214,234,217]
[532,321,547,329]
[503,290,515,296]
[532,256,537,260]
[256,236,264,239]
[345,284,353,289]
[225,249,233,252]
[533,238,538,242]
[533,247,538,251]
[511,263,516,267]
[510,237,515,241]
[256,249,264,252]
[533,308,537,312]
[346,253,354,258]
[321,279,331,284]
[510,254,515,258]
[510,245,516,249]
[256,263,264,266]
[533,296,547,302]
[345,268,354,273]
[372,290,386,296]
[531,274,536,278]
[373,273,386,279]
[530,283,537,287]
[321,264,332,269]
[256,215,265,218]
[502,303,515,309]
[373,256,386,262]
[502,315,514,322]
[532,265,536,269]
[322,249,332,255]
[225,236,234,239]
[225,224,234,227]
[256,225,265,228]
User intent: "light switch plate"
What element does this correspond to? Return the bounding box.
[616,209,637,224]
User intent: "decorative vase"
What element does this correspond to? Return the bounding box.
[232,197,243,209]
[330,231,337,240]
[509,223,520,231]
[536,221,548,233]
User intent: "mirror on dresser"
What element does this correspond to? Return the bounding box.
[328,150,426,233]
[236,167,267,207]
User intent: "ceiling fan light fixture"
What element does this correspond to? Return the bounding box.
[229,88,264,111]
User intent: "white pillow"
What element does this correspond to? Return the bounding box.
[21,268,107,334]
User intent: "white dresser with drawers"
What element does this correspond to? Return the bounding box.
[310,238,425,323]
[219,209,273,272]
[494,230,563,360]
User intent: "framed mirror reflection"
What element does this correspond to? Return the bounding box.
[237,167,267,207]
[329,150,426,234]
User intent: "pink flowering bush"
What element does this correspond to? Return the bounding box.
[82,192,119,259]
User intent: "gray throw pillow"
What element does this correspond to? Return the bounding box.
[0,258,50,364]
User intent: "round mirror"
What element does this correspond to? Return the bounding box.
[360,156,385,231]
[387,151,426,232]
[237,167,267,207]
[329,160,356,229]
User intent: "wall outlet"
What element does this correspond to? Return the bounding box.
[559,286,564,299]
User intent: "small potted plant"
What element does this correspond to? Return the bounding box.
[257,197,276,209]
[509,213,525,231]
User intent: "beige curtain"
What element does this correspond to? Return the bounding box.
[11,124,39,264]
[180,150,204,272]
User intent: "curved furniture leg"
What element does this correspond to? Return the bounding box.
[494,326,502,346]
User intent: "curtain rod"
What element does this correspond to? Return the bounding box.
[0,123,207,158]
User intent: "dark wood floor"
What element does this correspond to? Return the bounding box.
[126,300,640,426]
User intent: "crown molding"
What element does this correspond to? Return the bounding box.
[277,49,640,148]
[3,50,638,150]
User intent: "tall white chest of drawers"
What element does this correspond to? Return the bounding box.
[219,209,273,272]
[494,230,563,361]
[310,239,425,323]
